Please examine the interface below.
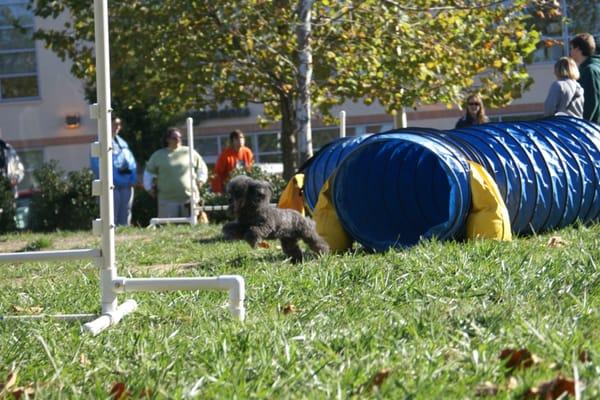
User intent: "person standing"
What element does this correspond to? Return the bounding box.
[0,137,24,197]
[210,129,254,193]
[143,127,208,218]
[544,57,584,118]
[570,33,600,124]
[91,116,137,226]
[455,93,490,128]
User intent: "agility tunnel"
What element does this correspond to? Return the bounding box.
[303,116,600,251]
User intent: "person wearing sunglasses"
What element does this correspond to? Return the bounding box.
[455,93,489,129]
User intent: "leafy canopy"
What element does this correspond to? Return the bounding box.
[30,0,539,124]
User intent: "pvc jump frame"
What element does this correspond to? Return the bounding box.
[0,0,245,335]
[147,117,201,227]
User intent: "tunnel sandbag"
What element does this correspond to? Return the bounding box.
[331,133,471,250]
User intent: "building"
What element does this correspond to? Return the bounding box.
[1,0,598,189]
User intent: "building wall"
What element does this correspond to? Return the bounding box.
[0,6,94,190]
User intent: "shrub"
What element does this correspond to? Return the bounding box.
[200,166,287,223]
[131,185,157,227]
[0,176,16,233]
[28,161,98,231]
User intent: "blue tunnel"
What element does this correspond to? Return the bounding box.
[303,116,600,251]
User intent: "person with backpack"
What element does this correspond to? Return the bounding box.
[91,116,137,226]
[0,138,25,197]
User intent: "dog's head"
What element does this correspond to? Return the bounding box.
[225,175,273,218]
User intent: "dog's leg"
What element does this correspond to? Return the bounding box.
[243,227,264,248]
[280,238,303,263]
[300,222,330,256]
[222,222,246,240]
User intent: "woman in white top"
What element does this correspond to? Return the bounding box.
[544,57,584,118]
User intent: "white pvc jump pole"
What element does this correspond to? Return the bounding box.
[1,0,245,335]
[339,110,346,138]
[148,117,199,227]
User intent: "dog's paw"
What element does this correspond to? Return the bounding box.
[257,241,271,249]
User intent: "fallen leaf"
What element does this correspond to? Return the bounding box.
[506,376,519,391]
[282,304,297,314]
[547,236,568,248]
[110,382,131,400]
[499,348,539,372]
[257,241,271,249]
[9,385,36,399]
[79,353,90,366]
[524,376,576,399]
[0,370,17,391]
[579,349,591,363]
[11,305,44,314]
[475,381,499,396]
[370,368,392,389]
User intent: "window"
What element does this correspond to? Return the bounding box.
[195,136,219,157]
[0,0,39,101]
[256,132,280,163]
[531,1,600,62]
[16,148,43,189]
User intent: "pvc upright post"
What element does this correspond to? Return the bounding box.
[187,117,197,226]
[339,110,346,138]
[93,0,117,315]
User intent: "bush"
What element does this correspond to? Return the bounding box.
[131,185,157,227]
[28,161,98,231]
[200,166,287,223]
[0,176,16,233]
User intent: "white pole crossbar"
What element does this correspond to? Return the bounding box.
[0,0,245,335]
[148,117,199,227]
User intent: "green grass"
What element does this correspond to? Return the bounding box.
[1,223,599,398]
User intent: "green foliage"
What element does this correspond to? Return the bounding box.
[0,176,16,233]
[29,0,540,177]
[20,237,53,252]
[1,224,600,397]
[131,185,157,227]
[201,166,287,223]
[27,161,98,231]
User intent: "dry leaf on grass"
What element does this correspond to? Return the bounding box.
[370,368,392,390]
[282,304,297,314]
[0,371,17,391]
[79,353,90,366]
[110,382,131,400]
[547,236,569,248]
[524,376,576,399]
[11,305,43,314]
[499,348,540,373]
[578,349,591,363]
[257,241,271,249]
[9,385,36,399]
[475,381,499,396]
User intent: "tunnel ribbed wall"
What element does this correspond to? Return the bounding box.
[303,116,600,250]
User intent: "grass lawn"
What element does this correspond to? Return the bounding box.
[1,223,599,398]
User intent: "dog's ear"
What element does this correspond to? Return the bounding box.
[261,181,273,202]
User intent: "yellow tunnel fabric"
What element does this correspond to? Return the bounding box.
[277,174,306,216]
[313,175,353,252]
[466,160,512,241]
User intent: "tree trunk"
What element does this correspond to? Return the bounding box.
[295,0,313,163]
[280,93,298,181]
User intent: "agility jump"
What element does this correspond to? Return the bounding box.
[0,0,245,335]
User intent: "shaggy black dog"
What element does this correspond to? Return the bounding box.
[222,175,329,263]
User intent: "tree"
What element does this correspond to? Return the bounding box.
[29,0,539,179]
